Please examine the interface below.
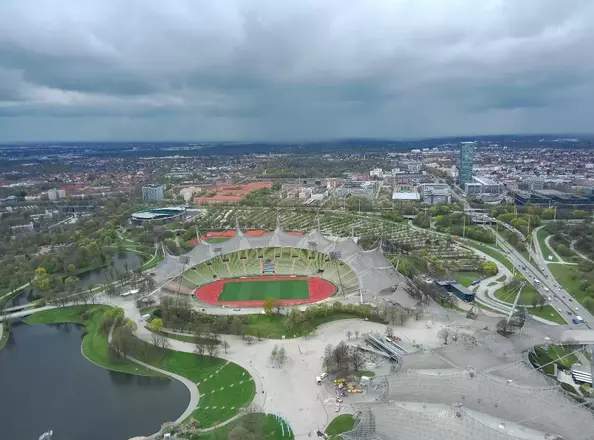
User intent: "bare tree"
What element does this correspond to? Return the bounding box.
[346,330,352,340]
[242,404,263,435]
[150,333,171,350]
[385,326,394,339]
[438,327,453,345]
[323,344,334,372]
[332,341,350,371]
[277,346,286,366]
[221,340,230,354]
[206,342,220,357]
[350,349,364,372]
[270,345,278,366]
[354,330,360,340]
[194,343,206,358]
[245,335,253,345]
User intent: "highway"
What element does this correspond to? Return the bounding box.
[491,228,593,329]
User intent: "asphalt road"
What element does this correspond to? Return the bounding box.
[492,229,593,329]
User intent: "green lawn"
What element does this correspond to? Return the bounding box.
[493,280,541,305]
[24,306,159,377]
[326,414,355,436]
[197,413,293,440]
[218,279,310,301]
[151,350,255,427]
[533,345,578,369]
[453,271,481,287]
[537,229,557,262]
[206,237,230,243]
[530,305,567,324]
[548,263,584,302]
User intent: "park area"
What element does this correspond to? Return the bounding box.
[194,276,336,307]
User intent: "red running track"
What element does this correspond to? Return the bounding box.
[193,275,336,307]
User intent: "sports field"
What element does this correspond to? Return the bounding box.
[218,279,309,301]
[194,276,335,307]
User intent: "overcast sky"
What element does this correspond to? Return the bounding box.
[0,0,593,142]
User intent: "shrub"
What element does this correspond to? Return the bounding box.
[81,312,89,320]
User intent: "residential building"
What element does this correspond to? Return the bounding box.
[459,144,475,185]
[47,188,66,201]
[142,184,165,201]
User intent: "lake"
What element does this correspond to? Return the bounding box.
[0,322,189,440]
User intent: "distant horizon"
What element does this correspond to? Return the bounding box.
[2,132,594,146]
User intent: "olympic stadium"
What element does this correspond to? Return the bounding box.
[148,222,594,440]
[150,222,413,308]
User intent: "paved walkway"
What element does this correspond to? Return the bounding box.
[570,240,593,263]
[544,235,565,263]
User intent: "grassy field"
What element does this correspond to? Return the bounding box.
[453,271,481,287]
[530,305,567,324]
[326,414,355,437]
[197,413,293,440]
[149,350,255,427]
[537,229,557,262]
[548,263,584,302]
[218,279,310,301]
[24,306,159,376]
[493,280,540,305]
[206,237,230,243]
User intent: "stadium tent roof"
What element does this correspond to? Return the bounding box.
[343,402,555,440]
[367,367,592,440]
[151,226,409,302]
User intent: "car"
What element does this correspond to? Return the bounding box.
[558,308,563,312]
[572,318,580,324]
[568,298,573,302]
[575,307,579,312]
[567,311,573,316]
[233,307,241,311]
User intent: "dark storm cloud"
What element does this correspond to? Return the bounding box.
[0,0,593,141]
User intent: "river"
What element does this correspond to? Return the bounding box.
[0,322,189,440]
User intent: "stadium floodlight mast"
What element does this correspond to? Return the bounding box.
[328,251,344,295]
[175,255,190,304]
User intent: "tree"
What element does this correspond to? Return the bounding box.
[277,346,286,366]
[242,404,263,436]
[438,327,453,345]
[385,326,394,338]
[263,298,277,315]
[206,342,220,357]
[350,350,364,372]
[228,425,256,440]
[354,330,360,340]
[271,345,278,365]
[221,339,230,354]
[479,261,498,277]
[346,330,352,340]
[332,341,350,370]
[150,318,164,332]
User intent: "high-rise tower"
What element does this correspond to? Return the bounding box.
[459,144,475,185]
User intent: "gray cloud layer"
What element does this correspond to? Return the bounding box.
[0,0,593,141]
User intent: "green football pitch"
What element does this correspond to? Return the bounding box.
[217,280,310,301]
